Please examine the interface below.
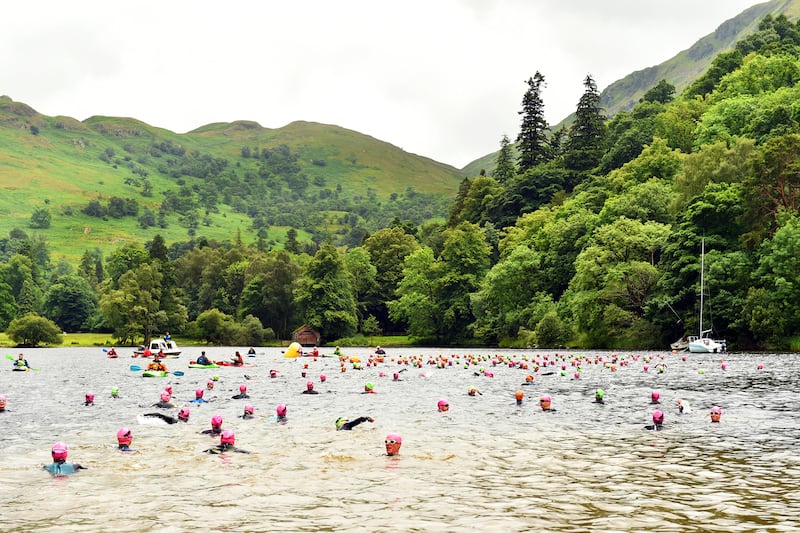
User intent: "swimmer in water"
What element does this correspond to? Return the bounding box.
[142,406,191,424]
[650,390,661,404]
[335,416,374,431]
[385,433,402,456]
[645,409,665,431]
[273,404,288,423]
[204,430,250,454]
[43,442,86,475]
[190,388,208,403]
[302,381,319,394]
[522,375,535,386]
[515,391,524,406]
[232,384,250,399]
[152,391,175,409]
[240,404,255,419]
[200,414,224,436]
[677,399,692,414]
[438,399,450,412]
[117,427,134,451]
[84,392,95,406]
[363,382,376,394]
[710,406,722,423]
[595,389,605,404]
[111,387,120,399]
[468,386,482,396]
[0,395,6,412]
[539,394,556,412]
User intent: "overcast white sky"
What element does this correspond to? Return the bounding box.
[1,1,766,168]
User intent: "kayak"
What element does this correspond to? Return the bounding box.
[189,362,220,369]
[12,367,29,372]
[142,371,169,378]
[216,361,256,368]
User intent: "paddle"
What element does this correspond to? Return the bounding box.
[6,354,37,370]
[129,365,183,376]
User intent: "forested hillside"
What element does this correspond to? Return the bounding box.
[3,14,800,351]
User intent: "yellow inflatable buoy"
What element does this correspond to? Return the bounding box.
[284,342,302,358]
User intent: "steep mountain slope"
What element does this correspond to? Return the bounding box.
[462,0,800,177]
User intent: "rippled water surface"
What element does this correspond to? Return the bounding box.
[1,347,799,532]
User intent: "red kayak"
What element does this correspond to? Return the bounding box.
[216,361,256,368]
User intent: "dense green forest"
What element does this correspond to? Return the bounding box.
[3,14,800,350]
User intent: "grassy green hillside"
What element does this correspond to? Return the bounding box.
[462,0,800,178]
[0,96,462,263]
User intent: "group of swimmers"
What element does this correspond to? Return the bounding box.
[26,347,736,476]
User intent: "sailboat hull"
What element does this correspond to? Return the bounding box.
[688,338,726,353]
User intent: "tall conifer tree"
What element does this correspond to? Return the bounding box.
[516,72,549,173]
[493,134,516,183]
[565,74,607,173]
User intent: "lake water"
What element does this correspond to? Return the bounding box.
[0,347,799,532]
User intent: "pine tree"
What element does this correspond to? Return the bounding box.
[493,134,516,184]
[564,74,607,173]
[516,72,549,172]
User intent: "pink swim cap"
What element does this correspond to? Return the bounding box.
[195,388,204,398]
[277,404,287,416]
[164,385,173,394]
[160,391,171,402]
[653,410,665,424]
[651,390,660,401]
[540,394,552,402]
[711,406,722,414]
[437,399,449,411]
[117,427,132,446]
[220,429,235,445]
[306,381,314,390]
[385,432,402,444]
[178,407,190,421]
[211,414,223,428]
[244,404,254,415]
[239,384,247,393]
[51,441,68,461]
[85,392,94,402]
[320,374,327,382]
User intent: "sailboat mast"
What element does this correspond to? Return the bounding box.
[699,238,705,337]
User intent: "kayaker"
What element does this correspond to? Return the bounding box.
[13,354,30,369]
[43,442,86,475]
[335,416,374,431]
[333,346,342,356]
[107,347,118,357]
[203,430,250,454]
[230,351,244,366]
[375,346,386,355]
[142,347,152,358]
[311,346,320,357]
[146,356,168,372]
[196,351,212,366]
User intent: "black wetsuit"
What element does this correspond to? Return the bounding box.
[232,393,250,399]
[143,412,181,424]
[204,443,250,454]
[337,417,372,430]
[302,390,319,395]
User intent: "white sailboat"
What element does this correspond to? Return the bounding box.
[688,239,726,353]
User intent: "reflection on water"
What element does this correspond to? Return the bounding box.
[1,347,799,531]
